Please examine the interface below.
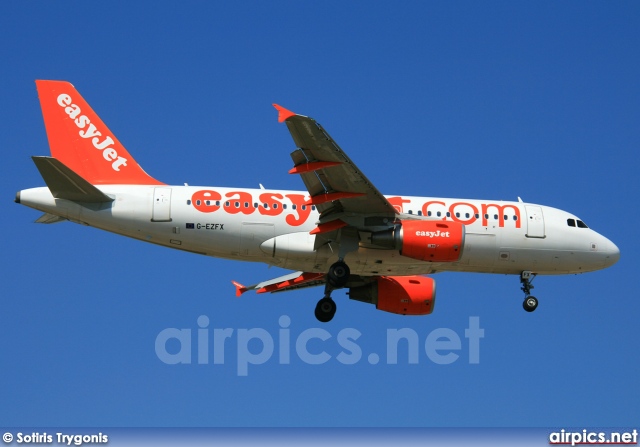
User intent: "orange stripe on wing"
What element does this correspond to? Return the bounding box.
[305,191,365,206]
[288,161,342,174]
[309,219,348,235]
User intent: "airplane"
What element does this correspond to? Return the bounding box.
[15,80,620,322]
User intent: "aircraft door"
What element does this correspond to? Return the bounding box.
[525,205,545,238]
[152,187,172,222]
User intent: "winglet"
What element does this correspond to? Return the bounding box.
[273,104,296,123]
[231,280,249,297]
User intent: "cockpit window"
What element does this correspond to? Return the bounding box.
[577,220,588,228]
[567,218,576,227]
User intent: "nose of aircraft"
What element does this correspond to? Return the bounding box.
[602,236,620,268]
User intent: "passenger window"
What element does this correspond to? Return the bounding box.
[244,202,249,208]
[455,212,460,218]
[427,211,432,217]
[283,204,287,209]
[312,206,316,211]
[408,210,413,215]
[567,219,576,227]
[494,214,498,220]
[504,215,508,220]
[187,200,191,205]
[205,200,210,205]
[273,203,278,209]
[292,204,297,210]
[254,203,258,208]
[475,214,480,218]
[465,213,470,218]
[235,202,240,208]
[225,201,230,207]
[437,211,441,217]
[417,211,422,216]
[513,215,517,221]
[196,200,201,206]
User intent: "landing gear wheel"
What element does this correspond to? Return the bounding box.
[315,297,337,323]
[317,261,348,322]
[523,296,538,312]
[520,271,539,313]
[328,261,350,288]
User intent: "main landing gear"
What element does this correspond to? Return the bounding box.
[315,260,350,323]
[520,271,538,312]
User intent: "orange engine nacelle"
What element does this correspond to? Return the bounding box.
[348,275,436,315]
[372,220,465,262]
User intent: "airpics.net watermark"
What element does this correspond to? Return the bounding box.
[155,316,485,376]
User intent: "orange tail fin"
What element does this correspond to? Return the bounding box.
[35,80,164,185]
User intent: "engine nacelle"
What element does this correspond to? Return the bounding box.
[371,220,465,262]
[349,275,436,315]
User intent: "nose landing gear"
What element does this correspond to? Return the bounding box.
[520,271,538,312]
[315,261,350,323]
[523,295,538,312]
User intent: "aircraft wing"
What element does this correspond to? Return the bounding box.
[274,105,397,221]
[232,271,373,296]
[232,271,326,296]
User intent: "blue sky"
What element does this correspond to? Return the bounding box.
[1,1,638,427]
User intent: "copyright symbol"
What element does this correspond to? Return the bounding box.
[2,433,12,443]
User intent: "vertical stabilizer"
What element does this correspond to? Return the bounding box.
[35,80,164,185]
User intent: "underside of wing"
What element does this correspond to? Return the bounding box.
[232,271,374,296]
[233,271,326,296]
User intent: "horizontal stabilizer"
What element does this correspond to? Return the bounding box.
[32,156,114,203]
[34,213,67,224]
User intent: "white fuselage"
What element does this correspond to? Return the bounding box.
[17,184,620,277]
